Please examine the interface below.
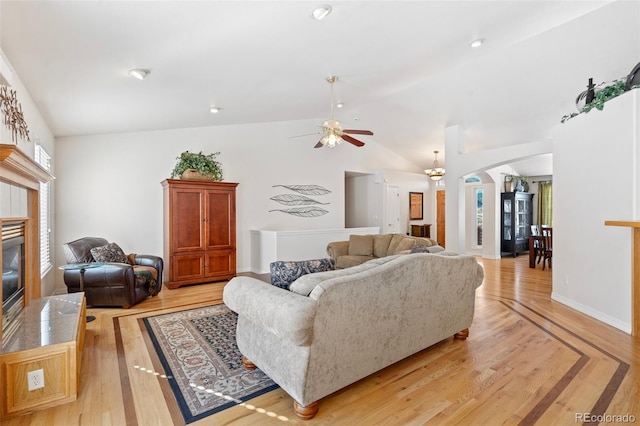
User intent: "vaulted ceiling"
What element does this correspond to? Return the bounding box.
[1,1,638,175]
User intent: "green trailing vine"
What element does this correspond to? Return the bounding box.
[562,80,640,123]
[582,80,627,112]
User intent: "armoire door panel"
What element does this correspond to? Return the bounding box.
[205,250,235,278]
[172,189,204,252]
[206,191,234,248]
[171,254,205,282]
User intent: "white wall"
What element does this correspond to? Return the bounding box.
[54,120,424,289]
[552,91,639,333]
[345,174,377,228]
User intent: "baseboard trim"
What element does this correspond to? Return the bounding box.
[551,292,631,334]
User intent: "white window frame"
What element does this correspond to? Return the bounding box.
[35,144,52,276]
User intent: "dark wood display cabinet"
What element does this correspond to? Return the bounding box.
[501,192,534,258]
[162,179,238,289]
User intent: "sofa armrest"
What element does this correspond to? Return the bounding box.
[326,240,349,261]
[63,263,134,288]
[132,254,163,270]
[223,276,317,346]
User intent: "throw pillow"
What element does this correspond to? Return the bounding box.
[270,258,335,290]
[90,242,128,263]
[411,243,445,254]
[410,244,430,253]
[348,234,374,256]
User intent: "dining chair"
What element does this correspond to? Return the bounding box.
[530,225,543,266]
[541,227,553,270]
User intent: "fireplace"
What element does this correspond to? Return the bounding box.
[2,222,25,340]
[0,145,55,340]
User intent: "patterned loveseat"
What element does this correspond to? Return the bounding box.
[327,233,443,269]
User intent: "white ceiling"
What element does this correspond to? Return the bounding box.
[1,1,638,175]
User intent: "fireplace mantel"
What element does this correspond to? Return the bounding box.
[1,143,55,340]
[0,144,54,190]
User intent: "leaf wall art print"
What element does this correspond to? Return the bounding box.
[270,184,331,217]
[272,185,331,196]
[270,194,329,206]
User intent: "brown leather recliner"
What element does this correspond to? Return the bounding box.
[62,237,163,308]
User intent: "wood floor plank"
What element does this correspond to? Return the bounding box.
[2,257,639,425]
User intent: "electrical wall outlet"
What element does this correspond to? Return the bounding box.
[27,369,45,391]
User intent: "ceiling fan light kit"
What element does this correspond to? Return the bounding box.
[312,5,332,20]
[311,75,373,149]
[128,68,150,80]
[425,150,446,181]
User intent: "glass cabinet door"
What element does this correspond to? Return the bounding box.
[503,199,512,240]
[515,200,531,239]
[515,198,531,239]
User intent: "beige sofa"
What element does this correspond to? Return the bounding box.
[223,251,483,419]
[327,233,443,268]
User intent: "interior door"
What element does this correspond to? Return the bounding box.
[385,185,400,234]
[436,190,446,247]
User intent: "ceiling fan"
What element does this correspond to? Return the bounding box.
[295,76,373,148]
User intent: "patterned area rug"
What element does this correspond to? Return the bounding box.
[143,304,279,424]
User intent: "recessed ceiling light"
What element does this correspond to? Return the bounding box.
[470,38,485,48]
[336,102,344,108]
[210,106,222,114]
[128,68,150,80]
[312,5,332,20]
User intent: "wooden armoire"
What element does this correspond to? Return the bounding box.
[162,179,238,289]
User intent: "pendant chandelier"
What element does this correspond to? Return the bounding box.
[425,150,445,181]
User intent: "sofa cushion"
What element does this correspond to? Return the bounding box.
[373,234,394,258]
[90,242,128,263]
[393,238,417,254]
[270,258,335,290]
[336,255,374,269]
[386,234,407,255]
[348,234,374,256]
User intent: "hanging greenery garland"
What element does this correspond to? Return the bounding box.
[562,77,640,123]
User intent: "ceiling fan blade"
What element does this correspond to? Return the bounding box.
[343,129,373,135]
[289,132,321,139]
[314,139,324,148]
[341,134,365,147]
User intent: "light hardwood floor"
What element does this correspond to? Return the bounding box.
[4,256,639,425]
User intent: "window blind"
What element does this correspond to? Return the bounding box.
[35,144,52,276]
